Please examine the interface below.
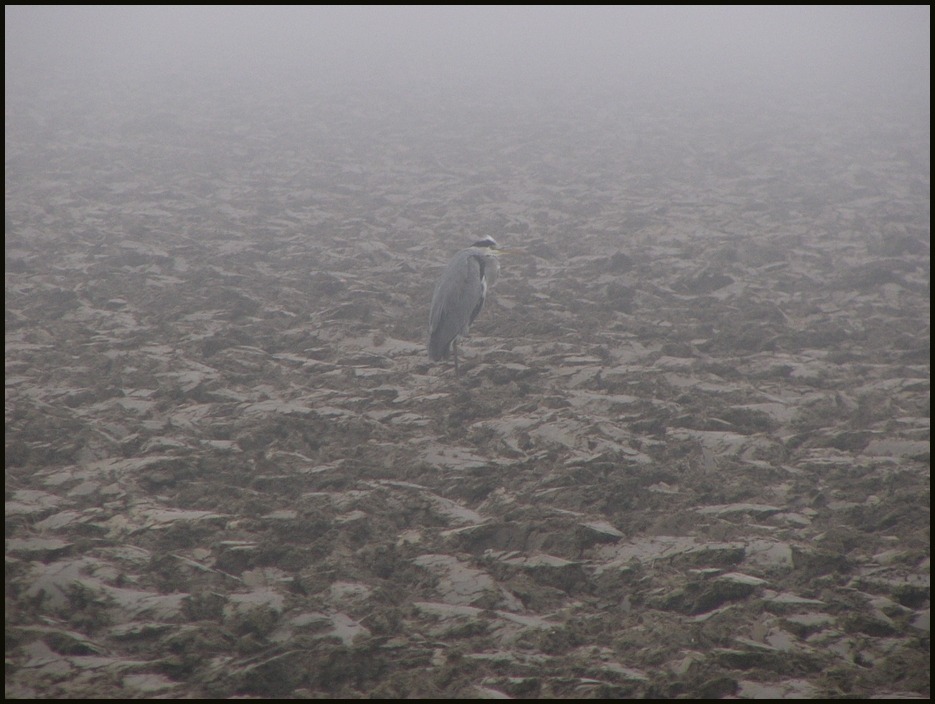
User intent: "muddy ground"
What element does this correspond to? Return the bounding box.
[5,67,930,698]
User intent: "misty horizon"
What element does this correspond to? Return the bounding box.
[5,7,930,102]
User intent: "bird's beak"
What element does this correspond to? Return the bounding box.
[495,247,523,255]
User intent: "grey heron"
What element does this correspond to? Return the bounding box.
[427,236,510,374]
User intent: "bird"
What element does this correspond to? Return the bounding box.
[427,236,507,374]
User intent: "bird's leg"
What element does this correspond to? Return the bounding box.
[453,339,460,376]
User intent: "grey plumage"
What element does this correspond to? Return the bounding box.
[428,237,503,372]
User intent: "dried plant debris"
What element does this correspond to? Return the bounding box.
[6,54,930,700]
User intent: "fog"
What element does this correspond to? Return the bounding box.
[5,7,931,698]
[5,6,930,97]
[6,7,929,224]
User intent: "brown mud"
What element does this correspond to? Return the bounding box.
[5,72,930,698]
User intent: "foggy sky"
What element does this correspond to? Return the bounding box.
[5,6,930,102]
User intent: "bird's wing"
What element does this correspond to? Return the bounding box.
[427,252,485,361]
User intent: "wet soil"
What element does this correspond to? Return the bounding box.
[5,71,930,698]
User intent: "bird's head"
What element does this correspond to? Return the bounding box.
[469,236,521,256]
